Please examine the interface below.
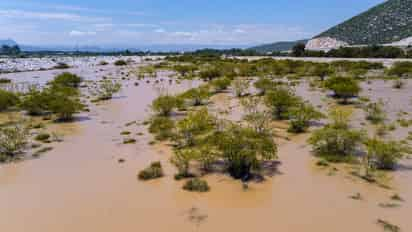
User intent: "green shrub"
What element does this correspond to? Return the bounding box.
[254,77,276,95]
[123,138,136,144]
[232,78,249,97]
[365,138,409,171]
[183,178,210,192]
[95,80,121,100]
[211,77,231,92]
[288,102,324,133]
[199,67,221,80]
[171,149,196,178]
[151,95,181,116]
[180,86,210,106]
[264,87,300,120]
[365,101,386,124]
[50,72,82,88]
[0,124,29,162]
[325,76,361,104]
[210,123,277,179]
[0,89,19,112]
[0,78,11,84]
[148,116,175,141]
[387,61,412,77]
[175,108,215,147]
[138,162,164,180]
[34,133,51,142]
[46,85,84,121]
[114,60,127,66]
[20,87,50,115]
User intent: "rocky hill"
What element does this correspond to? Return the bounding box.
[249,39,309,53]
[315,0,412,45]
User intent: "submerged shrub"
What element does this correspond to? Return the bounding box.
[95,80,122,100]
[46,85,84,121]
[0,124,29,162]
[138,162,164,180]
[365,138,410,171]
[175,108,215,147]
[152,95,181,116]
[114,60,127,66]
[387,61,412,77]
[365,101,386,124]
[264,87,300,120]
[324,76,361,104]
[288,102,324,133]
[20,87,50,115]
[232,78,249,97]
[50,72,82,88]
[0,89,19,112]
[254,77,276,95]
[211,77,231,92]
[183,178,210,192]
[180,86,210,106]
[34,133,51,142]
[148,116,175,141]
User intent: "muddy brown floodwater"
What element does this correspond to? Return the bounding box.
[0,64,411,232]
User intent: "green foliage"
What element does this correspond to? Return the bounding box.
[0,123,29,162]
[20,87,50,115]
[264,87,300,120]
[0,89,19,112]
[95,80,122,100]
[180,86,210,106]
[365,138,409,171]
[288,102,324,133]
[325,76,361,103]
[292,43,306,57]
[171,149,196,178]
[232,78,249,97]
[173,64,197,77]
[138,162,164,180]
[309,108,365,161]
[199,66,221,80]
[46,85,84,121]
[387,62,412,77]
[317,0,412,45]
[211,77,231,92]
[210,123,277,179]
[0,78,11,84]
[50,72,82,88]
[148,116,175,141]
[114,60,127,66]
[365,101,386,124]
[175,108,215,147]
[254,77,276,95]
[183,178,210,192]
[34,133,51,142]
[151,95,181,116]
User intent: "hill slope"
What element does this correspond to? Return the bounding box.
[249,39,309,53]
[0,39,18,46]
[316,0,412,45]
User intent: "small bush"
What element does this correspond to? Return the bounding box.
[148,116,175,141]
[53,62,70,69]
[34,133,51,142]
[138,162,164,180]
[0,78,11,84]
[95,80,121,101]
[151,95,181,116]
[114,60,127,66]
[324,76,361,104]
[365,101,386,124]
[50,72,82,88]
[211,77,231,92]
[0,124,29,162]
[182,178,210,192]
[123,138,136,144]
[0,89,19,112]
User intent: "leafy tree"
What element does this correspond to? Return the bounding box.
[292,43,306,57]
[46,85,84,121]
[95,80,122,100]
[288,102,324,133]
[20,86,50,115]
[0,123,29,162]
[180,86,210,106]
[148,116,175,141]
[264,87,300,120]
[309,109,365,162]
[365,100,386,124]
[176,108,215,147]
[325,76,361,104]
[365,138,410,171]
[232,78,249,97]
[49,72,82,88]
[211,77,231,92]
[152,95,181,116]
[210,123,277,179]
[0,89,19,112]
[254,77,276,95]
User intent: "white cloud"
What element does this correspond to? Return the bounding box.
[69,30,97,37]
[0,9,107,22]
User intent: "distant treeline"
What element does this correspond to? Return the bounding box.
[290,43,412,59]
[0,45,21,55]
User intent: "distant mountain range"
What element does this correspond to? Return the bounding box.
[0,39,18,47]
[315,0,412,46]
[249,39,309,53]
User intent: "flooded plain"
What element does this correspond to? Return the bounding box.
[1,60,411,232]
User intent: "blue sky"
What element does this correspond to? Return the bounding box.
[0,0,385,46]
